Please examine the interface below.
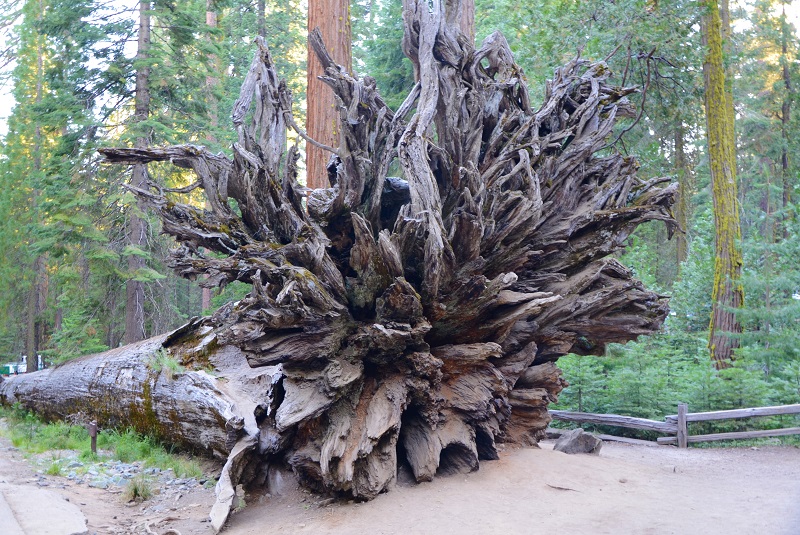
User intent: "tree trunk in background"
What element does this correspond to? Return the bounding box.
[25,257,47,372]
[460,0,475,43]
[702,0,743,367]
[201,0,219,314]
[719,0,735,142]
[257,0,266,38]
[674,123,690,266]
[26,1,47,373]
[124,0,151,345]
[781,2,792,221]
[306,0,351,189]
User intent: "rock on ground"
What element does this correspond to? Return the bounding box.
[553,428,603,454]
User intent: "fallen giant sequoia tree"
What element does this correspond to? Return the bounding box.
[1,0,676,529]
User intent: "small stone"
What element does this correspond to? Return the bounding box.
[89,478,110,489]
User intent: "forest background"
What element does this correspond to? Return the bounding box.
[0,0,798,434]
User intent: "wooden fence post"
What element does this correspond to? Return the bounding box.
[89,420,97,455]
[677,403,688,449]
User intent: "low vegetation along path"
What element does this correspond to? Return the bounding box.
[1,431,798,535]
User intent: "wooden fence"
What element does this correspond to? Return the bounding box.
[549,403,800,448]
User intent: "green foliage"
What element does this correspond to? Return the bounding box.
[124,474,154,502]
[353,0,415,110]
[45,458,64,476]
[554,354,606,414]
[0,404,90,452]
[148,348,185,380]
[97,428,203,478]
[0,406,205,478]
[555,325,799,437]
[0,0,309,362]
[208,280,251,314]
[551,0,800,440]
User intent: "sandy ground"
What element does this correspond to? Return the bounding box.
[1,435,798,535]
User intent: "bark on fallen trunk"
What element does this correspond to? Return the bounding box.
[0,330,274,459]
[2,0,676,530]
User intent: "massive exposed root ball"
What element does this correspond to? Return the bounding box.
[3,0,675,529]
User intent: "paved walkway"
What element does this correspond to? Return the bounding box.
[0,488,25,535]
[0,452,88,535]
[0,483,87,535]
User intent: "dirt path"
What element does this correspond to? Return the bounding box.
[226,440,800,535]
[1,434,798,534]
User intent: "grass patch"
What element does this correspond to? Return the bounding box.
[124,474,154,502]
[45,459,64,476]
[0,405,89,453]
[0,405,205,479]
[98,427,204,477]
[148,348,185,380]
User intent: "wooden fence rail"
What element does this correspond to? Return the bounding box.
[664,403,800,423]
[549,403,800,448]
[548,410,676,433]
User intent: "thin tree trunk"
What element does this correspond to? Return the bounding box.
[26,0,47,373]
[764,168,772,375]
[460,0,475,43]
[719,0,736,172]
[780,2,792,224]
[257,0,266,38]
[674,123,690,266]
[125,0,151,344]
[306,0,352,189]
[25,257,47,372]
[702,0,743,367]
[201,0,219,314]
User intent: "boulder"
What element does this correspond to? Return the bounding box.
[553,428,603,455]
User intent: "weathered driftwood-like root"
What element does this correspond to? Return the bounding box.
[1,0,677,529]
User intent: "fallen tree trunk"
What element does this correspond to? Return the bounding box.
[0,331,268,459]
[1,0,676,530]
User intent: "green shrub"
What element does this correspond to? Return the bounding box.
[45,459,63,476]
[124,474,153,502]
